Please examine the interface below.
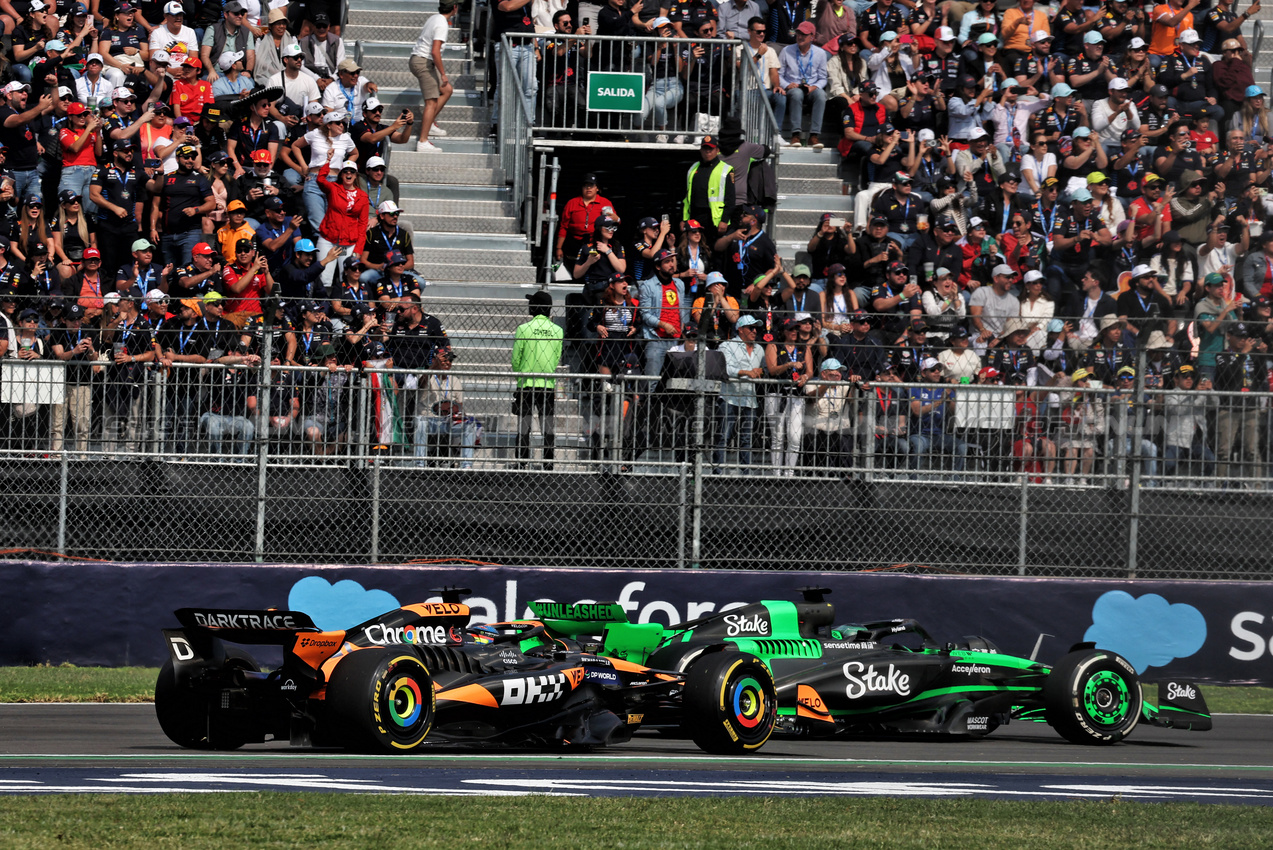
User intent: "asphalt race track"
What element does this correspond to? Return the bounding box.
[1,705,1271,802]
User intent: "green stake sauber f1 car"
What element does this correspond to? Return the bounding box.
[529,588,1212,751]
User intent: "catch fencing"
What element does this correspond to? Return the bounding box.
[1,308,1271,577]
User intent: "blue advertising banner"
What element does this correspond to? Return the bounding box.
[2,561,1271,684]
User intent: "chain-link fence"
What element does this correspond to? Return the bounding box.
[1,299,1272,577]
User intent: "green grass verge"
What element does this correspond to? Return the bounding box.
[2,667,1272,713]
[0,795,1271,849]
[0,666,157,703]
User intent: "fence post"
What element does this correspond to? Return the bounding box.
[677,461,687,569]
[1017,467,1028,575]
[254,329,274,564]
[689,337,708,569]
[369,456,381,565]
[56,443,68,558]
[1126,346,1149,579]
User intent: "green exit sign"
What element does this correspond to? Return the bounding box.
[586,71,645,113]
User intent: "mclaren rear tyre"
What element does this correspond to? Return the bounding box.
[682,652,777,755]
[1044,649,1142,745]
[154,646,260,750]
[325,648,435,753]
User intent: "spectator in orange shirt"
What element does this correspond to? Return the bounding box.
[555,172,615,273]
[216,199,257,263]
[171,56,214,119]
[1149,0,1198,67]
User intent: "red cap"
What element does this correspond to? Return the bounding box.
[978,366,1000,379]
[183,56,202,69]
[83,247,101,259]
[66,102,88,115]
[250,149,272,164]
[192,242,216,256]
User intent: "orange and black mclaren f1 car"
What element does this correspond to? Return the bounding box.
[156,594,777,754]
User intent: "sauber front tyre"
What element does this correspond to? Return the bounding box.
[1044,649,1142,745]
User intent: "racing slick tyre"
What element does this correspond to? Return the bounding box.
[682,652,777,755]
[325,648,435,753]
[1043,649,1142,745]
[154,646,260,750]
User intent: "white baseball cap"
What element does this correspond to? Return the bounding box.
[992,264,1017,278]
[1179,28,1201,44]
[152,49,172,65]
[1030,30,1053,43]
[305,101,326,116]
[112,86,134,100]
[29,0,46,10]
[164,1,184,14]
[1023,270,1044,284]
[363,96,382,111]
[937,26,956,41]
[323,110,346,123]
[3,81,30,93]
[86,52,105,64]
[969,216,986,228]
[145,288,168,303]
[969,127,988,140]
[1129,36,1147,49]
[1109,77,1129,91]
[1131,263,1156,278]
[920,357,942,371]
[218,50,244,70]
[282,42,303,58]
[366,155,387,169]
[58,85,74,99]
[917,128,935,143]
[377,200,401,214]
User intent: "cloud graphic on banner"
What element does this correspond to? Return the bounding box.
[288,577,400,632]
[1083,591,1206,674]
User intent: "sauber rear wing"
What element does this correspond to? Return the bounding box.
[527,602,629,636]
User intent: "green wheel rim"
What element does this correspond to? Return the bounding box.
[1082,670,1132,727]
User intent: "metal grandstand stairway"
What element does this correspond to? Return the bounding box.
[345,0,539,298]
[772,145,851,269]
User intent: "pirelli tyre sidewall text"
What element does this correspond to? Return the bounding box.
[683,652,777,755]
[326,648,436,753]
[1044,649,1142,745]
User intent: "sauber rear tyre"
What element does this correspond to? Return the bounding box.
[682,652,777,755]
[325,648,435,753]
[154,647,259,750]
[1044,649,1142,745]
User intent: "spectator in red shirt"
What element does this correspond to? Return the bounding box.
[554,172,615,273]
[222,237,274,326]
[315,151,369,291]
[59,103,105,216]
[171,56,214,120]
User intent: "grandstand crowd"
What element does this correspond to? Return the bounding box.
[0,0,1269,480]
